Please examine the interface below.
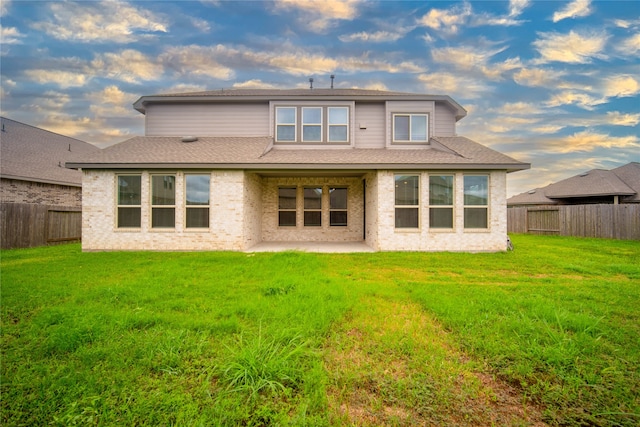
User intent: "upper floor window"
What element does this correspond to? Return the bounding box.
[276,107,296,142]
[393,114,428,143]
[275,105,349,144]
[464,175,489,229]
[117,175,141,228]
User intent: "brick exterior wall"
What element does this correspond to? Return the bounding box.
[1,178,81,207]
[261,176,364,242]
[81,169,508,252]
[373,170,508,251]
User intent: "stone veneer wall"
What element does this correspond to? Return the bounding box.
[81,170,247,251]
[374,170,508,252]
[261,176,364,242]
[1,178,81,207]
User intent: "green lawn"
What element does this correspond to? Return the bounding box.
[1,235,639,426]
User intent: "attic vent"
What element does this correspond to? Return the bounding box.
[528,190,536,194]
[579,172,589,177]
[181,136,198,143]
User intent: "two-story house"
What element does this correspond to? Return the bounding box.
[67,88,529,252]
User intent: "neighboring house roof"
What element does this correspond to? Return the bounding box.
[133,88,467,120]
[507,162,640,205]
[1,117,100,187]
[66,135,529,172]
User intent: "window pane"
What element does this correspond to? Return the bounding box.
[395,175,419,205]
[464,208,488,228]
[329,125,347,142]
[152,208,175,228]
[429,175,453,205]
[304,211,322,226]
[411,115,427,141]
[276,107,295,124]
[394,115,409,140]
[328,107,348,124]
[330,211,347,226]
[277,125,295,141]
[330,188,347,209]
[186,175,210,205]
[430,208,453,228]
[118,207,141,227]
[279,188,296,209]
[279,211,296,226]
[186,208,209,228]
[303,125,321,141]
[302,107,321,124]
[304,188,322,209]
[152,176,175,205]
[464,176,488,205]
[118,176,141,205]
[395,208,418,228]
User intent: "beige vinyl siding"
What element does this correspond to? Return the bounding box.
[145,103,269,137]
[434,102,456,137]
[385,101,435,146]
[353,102,386,148]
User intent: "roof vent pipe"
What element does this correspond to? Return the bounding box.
[330,74,335,89]
[181,136,198,143]
[309,78,314,89]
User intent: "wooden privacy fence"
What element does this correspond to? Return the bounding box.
[508,204,640,240]
[0,203,81,249]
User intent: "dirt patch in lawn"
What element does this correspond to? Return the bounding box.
[324,296,547,426]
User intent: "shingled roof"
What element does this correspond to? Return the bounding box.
[1,117,100,187]
[508,162,640,205]
[66,135,529,172]
[132,88,467,120]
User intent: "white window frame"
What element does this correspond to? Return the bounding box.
[392,113,429,143]
[328,107,349,142]
[302,107,323,142]
[275,107,297,142]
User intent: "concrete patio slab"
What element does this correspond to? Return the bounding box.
[246,241,375,253]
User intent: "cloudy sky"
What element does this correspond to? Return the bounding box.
[1,0,638,196]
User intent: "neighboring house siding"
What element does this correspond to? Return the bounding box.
[1,178,81,207]
[145,104,269,137]
[433,103,456,137]
[375,170,508,251]
[354,103,386,148]
[261,176,364,243]
[82,170,247,251]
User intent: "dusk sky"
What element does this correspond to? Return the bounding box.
[1,0,638,196]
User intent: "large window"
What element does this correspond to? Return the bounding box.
[328,107,349,142]
[329,187,348,226]
[429,175,454,228]
[278,187,297,226]
[276,107,296,142]
[185,174,210,228]
[464,175,489,229]
[151,175,175,228]
[395,175,419,228]
[304,187,322,226]
[393,114,428,142]
[274,106,349,143]
[117,175,141,228]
